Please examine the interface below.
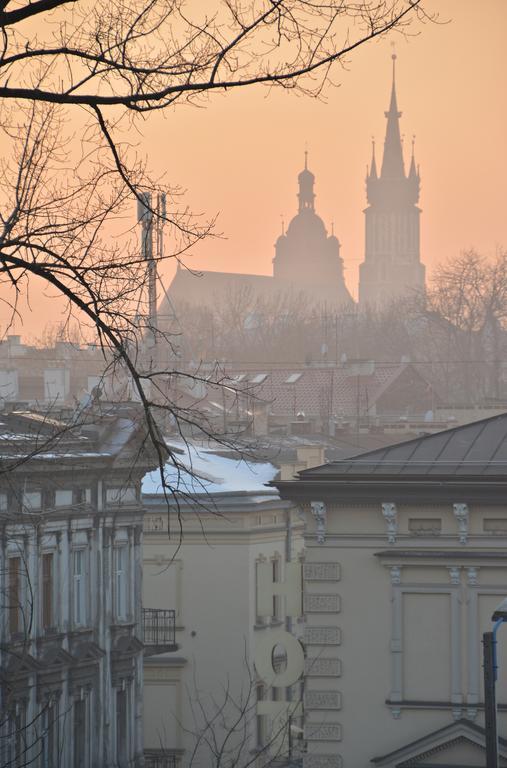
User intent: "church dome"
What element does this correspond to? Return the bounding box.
[286,207,327,240]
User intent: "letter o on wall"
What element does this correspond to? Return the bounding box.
[255,629,304,687]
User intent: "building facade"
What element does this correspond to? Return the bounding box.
[0,406,174,767]
[141,442,305,767]
[277,413,507,768]
[359,56,425,309]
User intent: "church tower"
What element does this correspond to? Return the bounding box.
[358,55,425,309]
[273,154,353,308]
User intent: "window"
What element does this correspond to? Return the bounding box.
[22,490,41,511]
[9,557,22,636]
[73,550,86,627]
[256,684,266,748]
[116,689,128,768]
[55,489,73,507]
[285,372,302,384]
[272,558,280,620]
[73,699,87,768]
[107,487,137,505]
[42,699,59,768]
[114,548,127,621]
[74,488,91,505]
[7,702,26,768]
[251,373,268,384]
[42,553,54,631]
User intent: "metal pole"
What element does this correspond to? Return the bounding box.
[483,631,499,768]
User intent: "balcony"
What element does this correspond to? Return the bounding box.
[144,749,179,768]
[142,608,177,656]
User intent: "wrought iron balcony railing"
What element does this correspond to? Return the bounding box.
[142,608,177,655]
[144,749,178,768]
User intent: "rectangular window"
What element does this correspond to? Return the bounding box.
[42,553,54,630]
[73,550,86,627]
[55,489,73,507]
[9,557,22,636]
[73,488,91,505]
[256,685,266,748]
[107,487,137,505]
[115,548,127,621]
[272,558,280,620]
[73,699,86,768]
[43,700,59,768]
[22,491,41,510]
[116,689,128,768]
[8,703,26,768]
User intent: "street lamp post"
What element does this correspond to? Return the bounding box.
[484,599,507,768]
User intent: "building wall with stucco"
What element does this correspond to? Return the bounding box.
[300,498,507,768]
[142,492,305,767]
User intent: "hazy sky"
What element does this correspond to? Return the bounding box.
[4,0,507,338]
[150,0,507,300]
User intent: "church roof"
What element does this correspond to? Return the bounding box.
[299,411,507,478]
[160,268,277,314]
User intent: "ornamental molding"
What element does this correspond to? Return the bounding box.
[390,565,402,585]
[453,503,469,544]
[304,563,340,582]
[304,626,341,646]
[448,566,461,585]
[305,690,342,710]
[382,502,398,544]
[304,594,341,614]
[303,756,342,768]
[305,722,342,742]
[305,657,342,677]
[310,501,327,545]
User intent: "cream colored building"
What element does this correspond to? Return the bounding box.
[277,413,507,768]
[141,442,305,767]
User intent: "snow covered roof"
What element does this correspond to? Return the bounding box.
[142,439,279,497]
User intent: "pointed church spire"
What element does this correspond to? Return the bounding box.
[408,135,418,178]
[380,53,405,179]
[370,138,378,180]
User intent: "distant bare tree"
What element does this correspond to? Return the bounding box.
[421,250,507,402]
[151,659,303,768]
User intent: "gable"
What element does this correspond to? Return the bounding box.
[372,720,507,768]
[399,735,503,766]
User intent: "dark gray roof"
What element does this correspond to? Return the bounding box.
[300,412,507,477]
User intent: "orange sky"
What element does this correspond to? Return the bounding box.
[4,0,507,338]
[151,0,507,300]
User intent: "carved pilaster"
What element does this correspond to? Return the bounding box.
[453,503,469,544]
[390,566,402,585]
[467,567,478,586]
[382,502,398,544]
[310,501,327,545]
[448,566,461,585]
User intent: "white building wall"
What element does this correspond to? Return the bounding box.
[142,497,304,767]
[301,499,507,768]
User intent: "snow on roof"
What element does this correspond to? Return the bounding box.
[142,440,279,497]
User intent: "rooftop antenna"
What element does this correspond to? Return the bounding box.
[137,191,167,360]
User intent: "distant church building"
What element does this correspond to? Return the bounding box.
[359,55,425,309]
[161,159,352,317]
[273,154,352,307]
